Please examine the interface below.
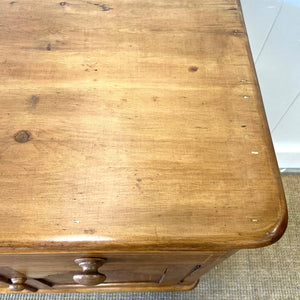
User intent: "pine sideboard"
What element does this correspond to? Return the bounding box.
[0,0,287,294]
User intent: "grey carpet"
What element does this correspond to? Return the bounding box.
[1,174,299,300]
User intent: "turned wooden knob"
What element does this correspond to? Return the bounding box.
[9,277,26,292]
[73,258,106,286]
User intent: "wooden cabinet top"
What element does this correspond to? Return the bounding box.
[0,0,287,253]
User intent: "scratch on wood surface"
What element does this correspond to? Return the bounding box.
[156,268,168,284]
[87,2,113,11]
[178,265,201,284]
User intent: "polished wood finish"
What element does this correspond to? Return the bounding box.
[0,251,234,293]
[0,0,287,294]
[0,281,200,294]
[9,278,26,292]
[73,258,106,286]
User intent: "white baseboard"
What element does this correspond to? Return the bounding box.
[276,152,300,169]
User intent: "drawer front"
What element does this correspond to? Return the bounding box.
[0,251,234,293]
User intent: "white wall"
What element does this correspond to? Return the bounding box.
[240,0,300,168]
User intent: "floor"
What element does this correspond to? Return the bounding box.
[240,0,300,168]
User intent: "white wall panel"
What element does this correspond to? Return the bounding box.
[241,0,282,61]
[241,0,300,168]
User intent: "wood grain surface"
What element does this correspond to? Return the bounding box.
[0,251,234,293]
[0,0,287,252]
